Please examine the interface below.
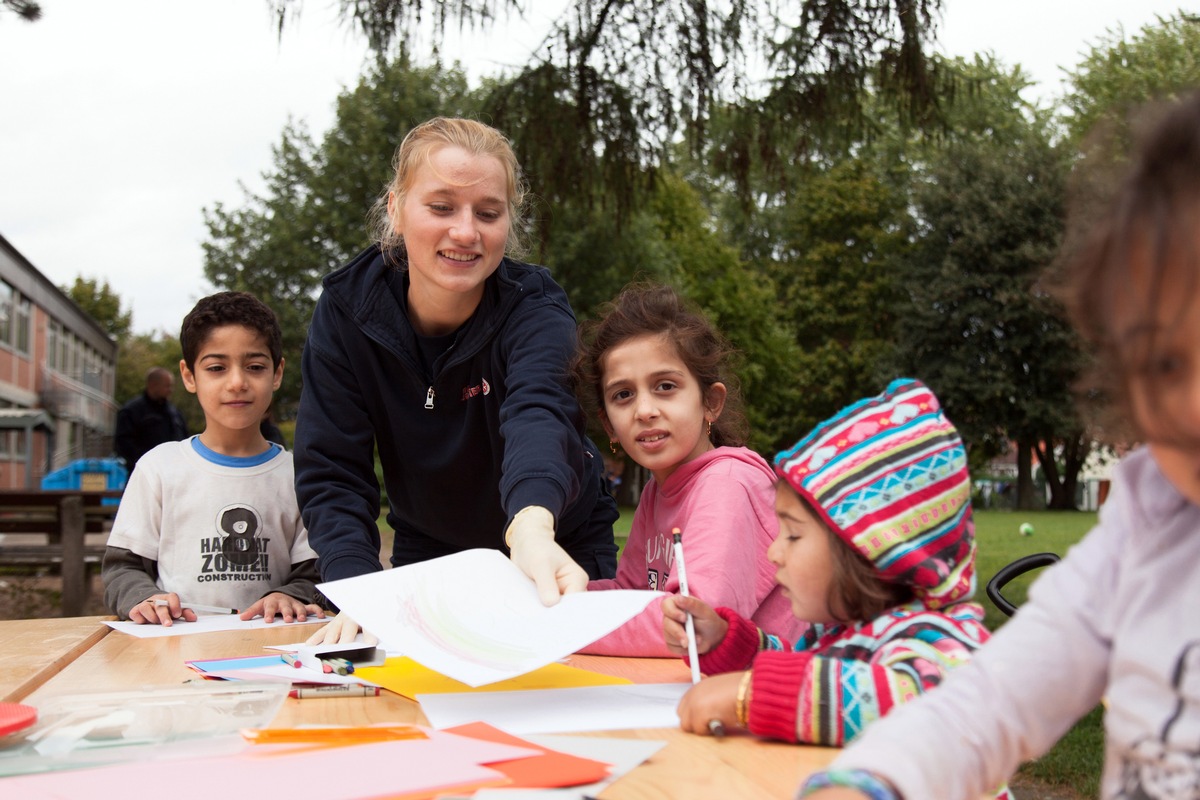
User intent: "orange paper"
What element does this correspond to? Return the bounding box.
[444,721,613,788]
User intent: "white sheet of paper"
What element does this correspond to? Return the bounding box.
[417,683,690,734]
[104,615,327,638]
[317,549,663,686]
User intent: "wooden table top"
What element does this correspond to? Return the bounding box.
[0,615,113,703]
[7,617,837,799]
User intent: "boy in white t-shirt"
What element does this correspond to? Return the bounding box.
[102,292,325,625]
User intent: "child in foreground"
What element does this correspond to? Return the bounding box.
[798,92,1200,800]
[102,292,324,625]
[664,379,1003,790]
[577,283,804,656]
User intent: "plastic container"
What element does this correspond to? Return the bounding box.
[40,458,127,505]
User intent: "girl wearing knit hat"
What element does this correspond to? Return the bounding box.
[801,92,1200,800]
[664,378,1005,796]
[575,282,806,655]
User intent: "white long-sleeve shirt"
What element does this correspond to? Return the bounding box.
[812,446,1200,799]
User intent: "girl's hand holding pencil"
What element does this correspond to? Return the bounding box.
[662,595,728,656]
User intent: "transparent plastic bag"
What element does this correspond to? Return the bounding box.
[0,681,288,777]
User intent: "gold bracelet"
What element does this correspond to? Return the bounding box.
[736,670,752,728]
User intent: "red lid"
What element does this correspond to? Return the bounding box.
[0,703,37,736]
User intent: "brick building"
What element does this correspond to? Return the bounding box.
[0,234,118,488]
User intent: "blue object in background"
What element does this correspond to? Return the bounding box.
[41,458,127,505]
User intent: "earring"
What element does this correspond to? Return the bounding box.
[609,439,618,455]
[706,420,713,438]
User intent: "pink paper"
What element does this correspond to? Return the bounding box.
[3,730,533,799]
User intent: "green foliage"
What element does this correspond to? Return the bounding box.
[1063,14,1200,146]
[63,277,132,341]
[767,158,910,433]
[882,59,1088,507]
[1058,14,1200,284]
[896,129,1075,443]
[273,1,951,208]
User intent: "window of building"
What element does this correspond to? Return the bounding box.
[0,282,13,347]
[47,321,59,370]
[14,296,30,355]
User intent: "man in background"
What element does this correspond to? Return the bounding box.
[114,366,188,472]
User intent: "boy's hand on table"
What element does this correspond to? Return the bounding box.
[676,671,744,735]
[128,593,197,626]
[506,505,588,605]
[243,592,327,623]
[304,611,379,645]
[663,594,727,655]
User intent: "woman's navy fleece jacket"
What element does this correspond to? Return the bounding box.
[294,246,619,584]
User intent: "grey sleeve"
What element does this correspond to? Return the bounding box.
[100,545,161,619]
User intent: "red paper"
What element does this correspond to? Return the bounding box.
[444,721,613,787]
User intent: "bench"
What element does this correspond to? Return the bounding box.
[0,490,123,616]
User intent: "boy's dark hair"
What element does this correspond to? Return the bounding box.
[1057,91,1200,444]
[179,291,283,371]
[574,281,749,447]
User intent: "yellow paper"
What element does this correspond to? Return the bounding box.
[356,657,631,700]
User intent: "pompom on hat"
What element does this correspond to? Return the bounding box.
[773,378,976,608]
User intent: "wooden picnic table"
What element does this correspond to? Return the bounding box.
[0,490,122,616]
[8,617,842,798]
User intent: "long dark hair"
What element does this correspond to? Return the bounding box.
[574,282,749,447]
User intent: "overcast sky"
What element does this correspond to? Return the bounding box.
[1,1,1194,336]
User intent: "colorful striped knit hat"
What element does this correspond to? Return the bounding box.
[773,378,975,608]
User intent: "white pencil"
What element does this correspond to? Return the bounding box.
[672,528,702,684]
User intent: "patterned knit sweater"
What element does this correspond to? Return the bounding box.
[696,600,991,746]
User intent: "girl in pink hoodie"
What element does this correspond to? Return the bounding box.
[574,282,805,656]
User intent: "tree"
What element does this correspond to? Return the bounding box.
[765,157,911,435]
[63,277,132,342]
[270,1,953,206]
[1062,13,1200,146]
[891,60,1086,510]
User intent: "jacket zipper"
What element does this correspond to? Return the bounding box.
[424,386,436,409]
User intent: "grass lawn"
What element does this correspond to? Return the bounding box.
[974,509,1103,798]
